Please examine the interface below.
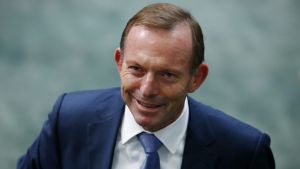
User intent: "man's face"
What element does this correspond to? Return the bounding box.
[115,23,207,131]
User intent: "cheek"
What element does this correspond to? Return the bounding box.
[120,72,141,101]
[120,72,140,89]
[160,81,188,99]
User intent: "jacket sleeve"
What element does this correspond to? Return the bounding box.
[17,94,67,169]
[249,133,275,169]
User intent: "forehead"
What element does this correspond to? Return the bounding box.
[123,23,193,72]
[124,23,193,59]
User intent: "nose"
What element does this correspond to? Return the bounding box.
[140,73,159,98]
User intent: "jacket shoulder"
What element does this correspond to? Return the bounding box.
[57,87,123,121]
[188,97,274,168]
[188,97,271,152]
[188,97,265,139]
[64,87,121,102]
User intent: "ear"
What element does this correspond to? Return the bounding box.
[187,63,209,93]
[114,47,123,73]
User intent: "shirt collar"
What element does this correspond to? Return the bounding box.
[120,105,144,144]
[120,97,189,154]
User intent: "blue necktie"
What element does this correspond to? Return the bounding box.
[137,132,162,169]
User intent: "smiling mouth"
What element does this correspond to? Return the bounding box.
[136,99,163,109]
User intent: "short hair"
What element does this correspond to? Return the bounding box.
[120,3,205,72]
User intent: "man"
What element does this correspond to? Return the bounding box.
[17,3,275,169]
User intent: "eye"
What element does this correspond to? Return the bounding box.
[128,65,141,71]
[161,72,175,78]
[127,65,144,76]
[161,71,179,82]
[160,70,180,83]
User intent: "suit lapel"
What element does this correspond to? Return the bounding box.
[87,91,125,169]
[181,97,218,169]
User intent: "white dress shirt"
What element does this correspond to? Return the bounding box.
[111,98,189,169]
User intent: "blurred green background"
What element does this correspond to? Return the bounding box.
[1,0,299,168]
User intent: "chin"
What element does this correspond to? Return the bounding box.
[133,113,157,130]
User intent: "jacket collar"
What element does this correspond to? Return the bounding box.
[87,89,125,169]
[181,97,218,169]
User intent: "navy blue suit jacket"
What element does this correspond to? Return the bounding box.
[17,87,275,169]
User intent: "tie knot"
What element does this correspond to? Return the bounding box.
[137,132,162,153]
